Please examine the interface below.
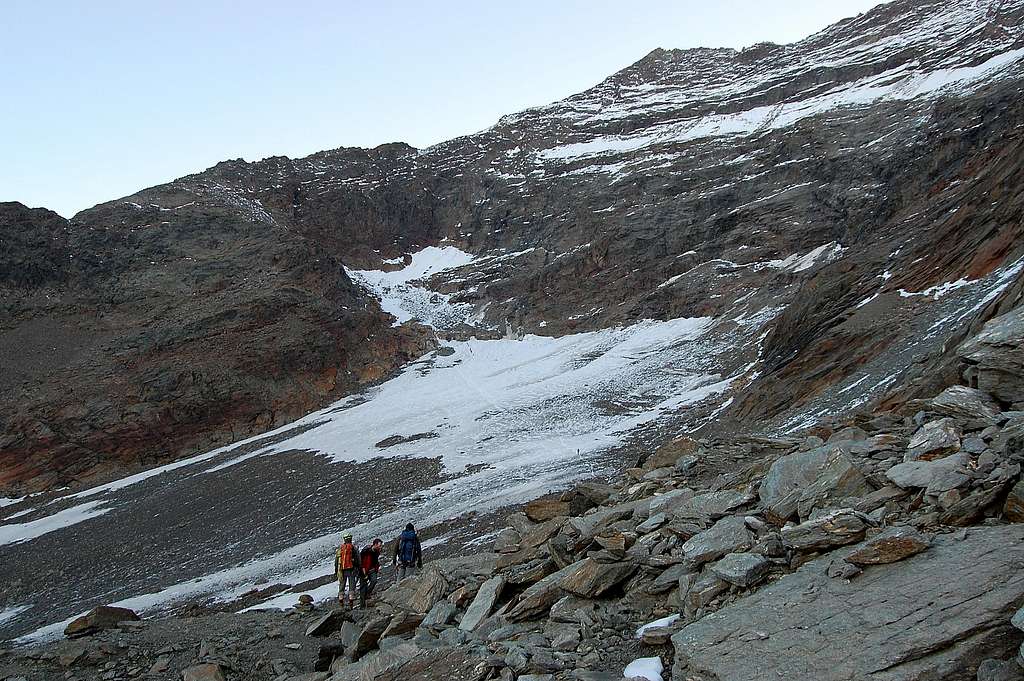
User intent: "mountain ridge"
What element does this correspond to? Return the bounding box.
[2,0,1024,497]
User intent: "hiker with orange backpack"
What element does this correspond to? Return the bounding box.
[335,532,364,609]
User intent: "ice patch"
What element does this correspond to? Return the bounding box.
[624,656,664,681]
[0,605,32,628]
[765,242,844,273]
[0,500,111,547]
[898,277,976,300]
[346,246,477,328]
[636,613,680,637]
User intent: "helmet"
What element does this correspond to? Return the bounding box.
[343,532,353,540]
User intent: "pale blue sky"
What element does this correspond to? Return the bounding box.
[1,1,885,217]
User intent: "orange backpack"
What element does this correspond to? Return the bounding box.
[337,542,356,571]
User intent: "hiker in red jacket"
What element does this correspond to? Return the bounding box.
[335,533,364,609]
[359,538,384,602]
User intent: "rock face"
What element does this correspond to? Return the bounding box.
[673,525,1024,681]
[5,0,1024,494]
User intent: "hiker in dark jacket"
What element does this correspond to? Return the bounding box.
[335,532,364,609]
[391,523,422,584]
[360,538,384,600]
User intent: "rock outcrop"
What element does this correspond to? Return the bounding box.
[672,526,1024,681]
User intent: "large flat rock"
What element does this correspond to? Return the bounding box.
[672,524,1024,681]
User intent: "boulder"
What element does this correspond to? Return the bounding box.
[795,448,873,521]
[446,583,476,607]
[525,498,570,522]
[904,418,961,462]
[640,625,676,646]
[673,489,753,521]
[780,510,867,551]
[346,614,390,661]
[709,552,771,588]
[380,611,425,639]
[64,605,140,638]
[337,620,362,649]
[593,533,629,554]
[685,572,728,614]
[567,500,642,544]
[421,601,456,630]
[636,512,668,533]
[675,454,699,474]
[681,515,752,566]
[182,664,226,681]
[549,594,598,625]
[885,453,969,489]
[498,517,567,569]
[459,575,505,632]
[958,306,1024,404]
[828,426,869,443]
[648,488,695,516]
[382,568,449,613]
[1004,480,1024,523]
[961,436,989,454]
[759,445,837,521]
[672,525,1024,681]
[940,484,1011,527]
[559,558,637,598]
[562,481,615,509]
[494,527,521,553]
[853,486,908,513]
[305,611,341,637]
[976,658,1024,681]
[506,563,578,622]
[644,437,699,471]
[506,558,557,585]
[842,526,929,566]
[927,385,1001,427]
[646,563,693,594]
[547,535,575,569]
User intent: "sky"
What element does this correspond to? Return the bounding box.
[1,1,886,218]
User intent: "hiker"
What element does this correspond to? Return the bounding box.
[335,532,365,609]
[391,523,422,584]
[360,538,384,600]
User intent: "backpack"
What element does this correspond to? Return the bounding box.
[398,530,417,564]
[338,542,356,571]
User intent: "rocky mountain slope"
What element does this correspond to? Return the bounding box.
[4,0,1024,663]
[3,0,1024,494]
[2,309,1024,680]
